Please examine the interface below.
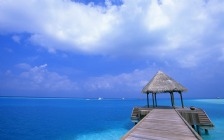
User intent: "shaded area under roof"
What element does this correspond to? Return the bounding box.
[142,71,187,94]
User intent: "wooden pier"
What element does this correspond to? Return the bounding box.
[123,71,214,139]
[122,108,202,140]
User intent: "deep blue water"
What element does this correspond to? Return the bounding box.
[0,98,223,140]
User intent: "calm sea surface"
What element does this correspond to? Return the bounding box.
[0,98,223,140]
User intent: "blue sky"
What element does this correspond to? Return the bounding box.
[0,0,224,98]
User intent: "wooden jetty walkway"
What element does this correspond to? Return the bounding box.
[121,109,202,140]
[122,71,214,139]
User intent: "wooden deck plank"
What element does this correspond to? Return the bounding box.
[121,109,202,140]
[130,131,197,140]
[137,125,193,133]
[134,128,195,137]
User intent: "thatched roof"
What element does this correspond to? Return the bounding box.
[142,71,187,93]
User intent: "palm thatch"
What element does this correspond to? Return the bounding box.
[142,71,187,93]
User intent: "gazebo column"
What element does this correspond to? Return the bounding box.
[172,93,175,107]
[146,92,149,108]
[170,92,175,107]
[155,93,157,107]
[179,91,184,108]
[152,93,155,108]
[170,92,173,107]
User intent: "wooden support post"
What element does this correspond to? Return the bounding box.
[179,91,184,108]
[172,92,175,107]
[147,93,149,108]
[205,129,209,135]
[152,93,155,108]
[155,93,157,107]
[170,92,173,107]
[196,125,201,136]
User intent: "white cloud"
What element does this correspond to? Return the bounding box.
[12,35,21,43]
[0,0,224,67]
[0,0,117,53]
[0,63,157,96]
[2,63,78,91]
[144,0,170,31]
[83,68,156,92]
[16,63,32,70]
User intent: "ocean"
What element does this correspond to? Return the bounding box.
[0,98,223,140]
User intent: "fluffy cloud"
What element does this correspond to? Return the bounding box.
[0,0,224,67]
[0,63,156,95]
[1,62,222,97]
[1,64,78,92]
[16,63,32,70]
[83,68,156,92]
[0,0,117,53]
[12,35,21,44]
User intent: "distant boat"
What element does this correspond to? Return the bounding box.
[98,97,102,100]
[216,97,221,99]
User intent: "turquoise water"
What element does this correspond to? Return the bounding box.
[0,98,223,140]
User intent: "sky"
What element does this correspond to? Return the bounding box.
[0,0,224,98]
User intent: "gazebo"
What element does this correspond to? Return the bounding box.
[142,71,187,108]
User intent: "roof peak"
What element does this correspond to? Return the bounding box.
[157,70,164,74]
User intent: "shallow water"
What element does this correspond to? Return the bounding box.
[0,98,223,140]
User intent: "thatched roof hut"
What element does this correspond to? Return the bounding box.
[142,71,187,93]
[142,71,187,108]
